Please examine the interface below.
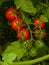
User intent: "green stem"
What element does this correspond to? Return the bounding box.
[11,55,49,65]
[20,11,33,40]
[27,24,33,40]
[40,2,48,7]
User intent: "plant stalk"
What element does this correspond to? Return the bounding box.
[10,55,49,65]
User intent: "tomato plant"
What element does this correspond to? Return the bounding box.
[17,28,30,40]
[5,7,19,21]
[33,18,45,29]
[11,18,23,31]
[0,0,49,65]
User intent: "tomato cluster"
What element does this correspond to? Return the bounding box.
[33,18,46,39]
[5,7,30,40]
[5,7,46,40]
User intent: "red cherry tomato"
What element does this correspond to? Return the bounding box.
[34,29,46,39]
[17,28,30,40]
[33,18,45,28]
[5,7,19,20]
[11,18,23,31]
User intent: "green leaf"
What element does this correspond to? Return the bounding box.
[2,41,27,60]
[0,61,3,65]
[11,41,22,48]
[42,7,49,21]
[14,0,20,9]
[40,14,48,22]
[45,7,49,19]
[2,53,17,63]
[2,62,8,65]
[14,0,37,14]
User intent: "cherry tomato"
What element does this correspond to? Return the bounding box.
[34,29,46,39]
[17,28,30,40]
[11,18,23,31]
[5,7,19,20]
[33,18,45,28]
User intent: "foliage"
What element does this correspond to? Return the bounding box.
[14,0,37,14]
[0,0,49,65]
[2,41,27,60]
